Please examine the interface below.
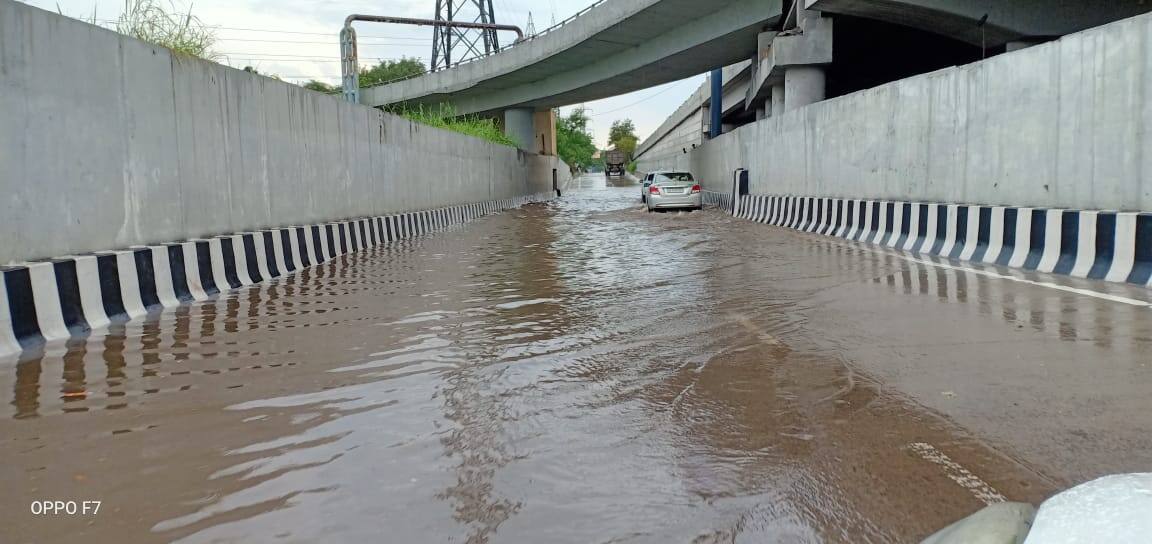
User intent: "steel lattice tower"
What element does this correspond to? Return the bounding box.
[431,0,501,72]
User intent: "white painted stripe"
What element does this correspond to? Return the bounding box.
[887,203,904,247]
[317,226,331,261]
[1107,213,1139,283]
[834,201,850,238]
[810,199,824,233]
[824,198,834,235]
[231,236,254,286]
[304,226,319,265]
[835,199,846,235]
[939,204,959,257]
[904,203,922,251]
[116,251,148,318]
[810,198,821,231]
[909,443,1005,505]
[208,239,229,292]
[1008,209,1034,268]
[1037,210,1064,273]
[72,255,110,330]
[920,204,940,254]
[1070,211,1098,278]
[824,199,834,233]
[149,247,181,308]
[288,227,304,270]
[271,229,289,275]
[25,262,69,340]
[180,243,208,301]
[959,207,981,261]
[983,207,1006,263]
[0,272,21,354]
[331,225,345,255]
[843,201,858,240]
[249,232,271,280]
[866,201,884,244]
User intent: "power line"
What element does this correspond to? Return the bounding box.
[590,79,695,116]
[221,55,428,62]
[92,19,431,40]
[215,37,432,45]
[218,52,428,59]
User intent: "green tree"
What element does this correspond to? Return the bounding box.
[359,57,427,87]
[556,108,597,172]
[608,118,638,157]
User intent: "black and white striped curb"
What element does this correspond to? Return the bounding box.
[0,193,553,355]
[705,191,1152,288]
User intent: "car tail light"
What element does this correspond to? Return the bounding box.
[649,185,661,194]
[690,184,702,194]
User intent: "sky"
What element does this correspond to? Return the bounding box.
[23,0,704,148]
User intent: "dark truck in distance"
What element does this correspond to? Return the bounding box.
[603,149,627,178]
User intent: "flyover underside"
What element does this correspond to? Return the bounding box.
[475,26,765,114]
[806,0,1152,46]
[362,0,781,115]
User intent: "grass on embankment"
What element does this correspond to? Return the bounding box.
[389,104,518,148]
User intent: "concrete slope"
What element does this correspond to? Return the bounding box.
[361,0,782,115]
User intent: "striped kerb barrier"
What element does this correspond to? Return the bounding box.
[0,193,554,355]
[706,191,1152,287]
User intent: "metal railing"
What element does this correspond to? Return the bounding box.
[355,0,611,93]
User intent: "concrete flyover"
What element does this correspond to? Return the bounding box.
[804,0,1152,47]
[360,0,783,117]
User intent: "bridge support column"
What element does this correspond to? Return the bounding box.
[532,110,557,155]
[770,83,785,116]
[784,66,826,111]
[503,108,535,150]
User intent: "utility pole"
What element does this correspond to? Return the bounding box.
[431,0,501,72]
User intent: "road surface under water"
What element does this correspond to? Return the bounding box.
[3,175,1151,543]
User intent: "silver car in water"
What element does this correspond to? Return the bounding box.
[645,171,702,212]
[639,171,664,203]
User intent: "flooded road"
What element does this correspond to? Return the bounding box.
[4,175,1151,543]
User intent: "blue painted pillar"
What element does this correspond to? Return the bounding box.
[710,68,722,139]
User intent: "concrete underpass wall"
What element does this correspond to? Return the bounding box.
[634,83,708,175]
[687,12,1152,212]
[0,0,565,264]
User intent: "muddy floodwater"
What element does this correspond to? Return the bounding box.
[3,176,1152,543]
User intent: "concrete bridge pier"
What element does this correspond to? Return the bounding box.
[503,108,557,155]
[770,82,785,116]
[784,66,826,111]
[504,108,536,151]
[748,8,833,116]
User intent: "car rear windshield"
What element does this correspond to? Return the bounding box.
[656,173,694,182]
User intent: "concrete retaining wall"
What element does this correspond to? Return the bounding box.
[0,0,567,265]
[683,12,1152,212]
